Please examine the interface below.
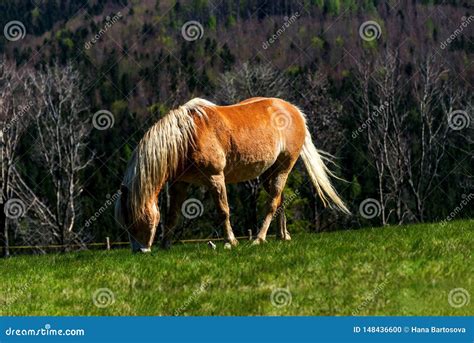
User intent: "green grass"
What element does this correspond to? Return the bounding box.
[1,220,472,316]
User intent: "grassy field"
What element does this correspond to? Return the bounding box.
[1,220,472,316]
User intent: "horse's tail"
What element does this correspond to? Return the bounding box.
[299,127,351,214]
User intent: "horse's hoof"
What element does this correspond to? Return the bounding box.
[228,238,239,247]
[224,243,232,250]
[132,247,151,253]
[252,238,266,245]
[277,235,291,241]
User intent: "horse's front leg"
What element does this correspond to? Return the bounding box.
[161,182,188,249]
[207,173,239,247]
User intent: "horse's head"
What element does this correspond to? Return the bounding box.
[115,185,160,253]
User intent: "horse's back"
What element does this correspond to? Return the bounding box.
[186,98,306,183]
[215,97,306,154]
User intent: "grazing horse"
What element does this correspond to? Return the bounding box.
[115,97,349,252]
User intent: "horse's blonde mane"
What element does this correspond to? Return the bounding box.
[122,98,215,220]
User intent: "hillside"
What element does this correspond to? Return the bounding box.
[0,0,472,251]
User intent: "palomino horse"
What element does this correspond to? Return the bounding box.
[115,97,349,252]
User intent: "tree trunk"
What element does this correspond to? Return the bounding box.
[0,202,9,258]
[1,150,10,258]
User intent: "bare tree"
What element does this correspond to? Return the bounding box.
[355,54,389,225]
[355,51,466,225]
[373,51,411,224]
[27,62,93,248]
[216,62,288,104]
[404,55,467,221]
[355,51,410,225]
[454,97,473,188]
[408,56,470,221]
[0,60,31,257]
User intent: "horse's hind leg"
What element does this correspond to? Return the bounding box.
[277,193,291,241]
[207,172,238,247]
[161,182,188,249]
[253,168,291,245]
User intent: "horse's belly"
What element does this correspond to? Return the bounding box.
[223,156,276,183]
[223,132,282,183]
